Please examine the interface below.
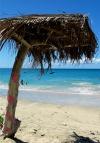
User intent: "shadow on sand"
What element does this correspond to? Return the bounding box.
[63,132,100,143]
[71,132,100,143]
[5,132,100,143]
[7,137,28,143]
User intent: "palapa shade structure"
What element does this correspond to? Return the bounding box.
[0,14,97,138]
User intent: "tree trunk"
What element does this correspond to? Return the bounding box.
[2,46,28,137]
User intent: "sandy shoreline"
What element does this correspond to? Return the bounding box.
[0,96,100,143]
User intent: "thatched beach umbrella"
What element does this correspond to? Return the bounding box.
[0,14,97,138]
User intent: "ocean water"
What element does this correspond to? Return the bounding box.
[0,68,100,106]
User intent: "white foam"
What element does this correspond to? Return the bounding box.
[68,82,100,95]
[0,82,100,96]
[0,83,8,90]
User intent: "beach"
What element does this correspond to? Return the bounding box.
[0,69,100,142]
[0,96,100,143]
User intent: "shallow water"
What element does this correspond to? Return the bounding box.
[0,69,100,106]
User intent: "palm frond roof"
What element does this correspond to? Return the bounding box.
[0,14,98,70]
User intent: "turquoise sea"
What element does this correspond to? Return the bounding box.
[0,69,100,106]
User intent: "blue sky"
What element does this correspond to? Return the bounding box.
[0,0,100,68]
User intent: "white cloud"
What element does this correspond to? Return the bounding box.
[93,58,100,63]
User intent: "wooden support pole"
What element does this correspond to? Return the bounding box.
[2,33,32,138]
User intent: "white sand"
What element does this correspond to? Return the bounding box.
[0,96,100,143]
